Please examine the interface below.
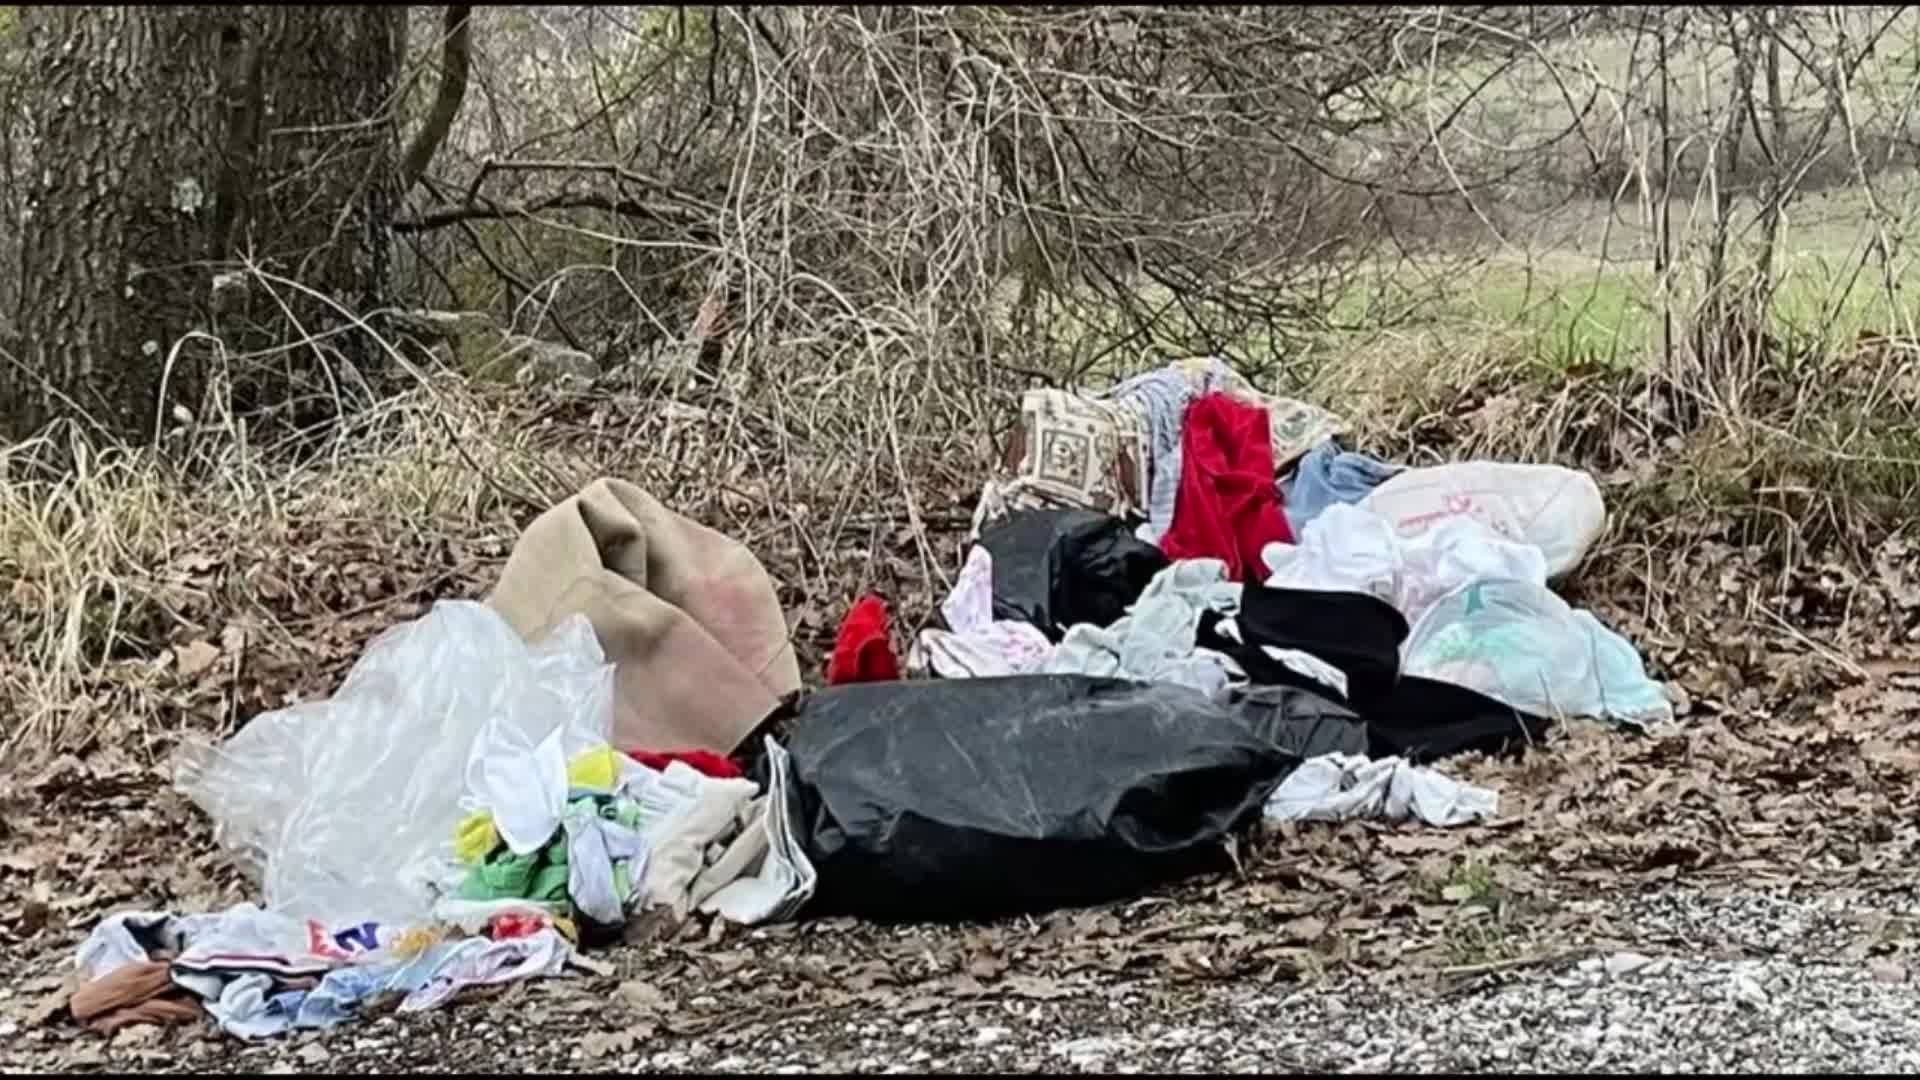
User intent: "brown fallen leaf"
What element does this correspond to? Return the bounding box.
[22,972,76,1027]
[966,953,1007,981]
[174,640,221,678]
[842,960,897,993]
[1378,832,1462,855]
[0,850,39,874]
[617,979,675,1016]
[19,899,50,935]
[895,995,945,1016]
[566,952,614,978]
[1870,959,1909,984]
[110,1023,163,1048]
[1001,974,1077,1000]
[580,1024,653,1058]
[1280,916,1327,943]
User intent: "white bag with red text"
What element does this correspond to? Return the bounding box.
[1360,461,1605,577]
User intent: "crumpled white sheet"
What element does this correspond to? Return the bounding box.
[475,724,574,857]
[619,761,760,918]
[560,806,649,926]
[696,738,818,925]
[1261,502,1405,605]
[1261,502,1548,630]
[1041,559,1245,697]
[1264,753,1498,828]
[910,546,1053,678]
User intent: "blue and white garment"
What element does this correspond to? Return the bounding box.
[1097,358,1239,543]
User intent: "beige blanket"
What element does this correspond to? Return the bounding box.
[488,478,802,754]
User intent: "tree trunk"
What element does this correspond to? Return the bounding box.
[5,5,404,443]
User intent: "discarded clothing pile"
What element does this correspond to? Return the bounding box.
[70,905,567,1040]
[823,357,1673,909]
[905,359,1671,743]
[77,373,1681,1041]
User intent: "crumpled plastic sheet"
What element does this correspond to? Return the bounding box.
[173,600,615,928]
[1403,579,1674,729]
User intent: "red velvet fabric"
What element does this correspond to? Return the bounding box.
[827,594,902,685]
[1157,392,1295,581]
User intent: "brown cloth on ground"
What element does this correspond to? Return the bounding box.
[69,961,204,1033]
[488,478,802,755]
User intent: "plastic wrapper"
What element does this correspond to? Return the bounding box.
[976,510,1168,640]
[779,675,1365,922]
[174,600,615,929]
[1403,579,1673,729]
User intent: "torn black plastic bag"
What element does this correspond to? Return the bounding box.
[976,510,1168,640]
[779,675,1365,923]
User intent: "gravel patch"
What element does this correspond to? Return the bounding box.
[5,883,1915,1074]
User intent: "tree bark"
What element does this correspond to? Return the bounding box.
[5,5,404,443]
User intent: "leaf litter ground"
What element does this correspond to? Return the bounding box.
[2,416,1919,1072]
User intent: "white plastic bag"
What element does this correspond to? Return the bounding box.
[1361,461,1606,577]
[174,600,615,928]
[1402,579,1672,729]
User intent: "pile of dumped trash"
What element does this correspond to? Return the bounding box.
[67,357,1673,1040]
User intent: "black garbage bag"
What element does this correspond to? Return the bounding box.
[976,510,1167,641]
[779,674,1365,923]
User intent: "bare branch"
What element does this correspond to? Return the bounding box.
[400,5,473,193]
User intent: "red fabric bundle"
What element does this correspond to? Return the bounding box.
[1158,392,1295,581]
[827,594,902,685]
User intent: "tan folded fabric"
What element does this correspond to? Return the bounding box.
[70,961,203,1033]
[488,478,802,754]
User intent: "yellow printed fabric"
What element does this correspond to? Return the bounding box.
[454,811,501,865]
[566,745,620,793]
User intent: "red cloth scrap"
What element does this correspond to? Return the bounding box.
[826,594,902,685]
[1157,392,1295,582]
[625,749,744,779]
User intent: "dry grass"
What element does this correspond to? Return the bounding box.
[4,295,1916,765]
[0,309,1002,758]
